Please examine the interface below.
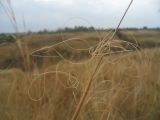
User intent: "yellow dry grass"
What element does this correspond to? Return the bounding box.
[1,0,160,120]
[0,48,160,120]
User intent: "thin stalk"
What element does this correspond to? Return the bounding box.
[71,0,134,120]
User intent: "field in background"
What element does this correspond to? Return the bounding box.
[0,29,160,69]
[117,29,160,48]
[0,29,160,120]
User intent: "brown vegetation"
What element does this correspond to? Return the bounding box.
[0,48,160,120]
[0,0,160,119]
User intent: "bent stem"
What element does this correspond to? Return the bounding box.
[71,0,134,120]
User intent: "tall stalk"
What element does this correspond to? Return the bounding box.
[71,0,134,120]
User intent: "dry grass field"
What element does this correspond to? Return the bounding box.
[0,1,160,119]
[0,30,160,120]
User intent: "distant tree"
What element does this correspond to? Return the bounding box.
[156,27,160,30]
[27,30,32,35]
[143,26,148,30]
[54,26,104,33]
[0,34,16,44]
[38,29,49,34]
[43,29,48,33]
[64,27,73,32]
[55,26,96,32]
[88,26,94,31]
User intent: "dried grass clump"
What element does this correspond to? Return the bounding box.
[1,0,160,120]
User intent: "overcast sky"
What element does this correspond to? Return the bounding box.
[0,0,160,33]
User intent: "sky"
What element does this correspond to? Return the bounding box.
[0,0,160,33]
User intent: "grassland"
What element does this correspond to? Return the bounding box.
[0,30,160,69]
[0,30,160,120]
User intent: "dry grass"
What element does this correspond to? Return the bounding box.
[1,0,160,120]
[0,48,160,120]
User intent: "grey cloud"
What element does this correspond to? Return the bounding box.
[0,0,160,33]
